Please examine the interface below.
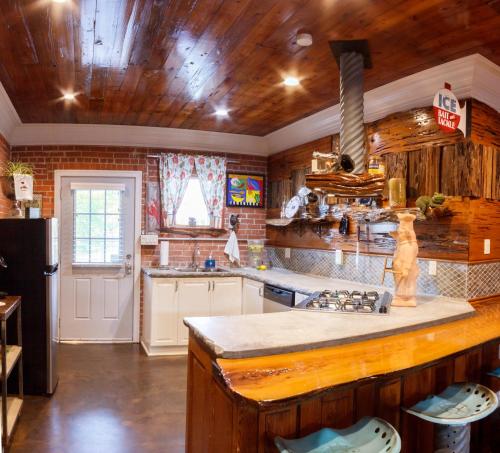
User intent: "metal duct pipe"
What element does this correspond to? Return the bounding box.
[339,52,365,173]
[330,40,372,174]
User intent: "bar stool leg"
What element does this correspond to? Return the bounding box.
[434,424,470,453]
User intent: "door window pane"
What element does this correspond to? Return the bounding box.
[91,190,105,213]
[90,214,105,238]
[106,191,121,214]
[75,190,90,213]
[105,239,120,263]
[106,215,120,238]
[75,214,90,237]
[73,188,124,265]
[90,239,105,263]
[74,239,90,263]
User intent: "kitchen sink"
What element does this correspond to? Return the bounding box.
[173,267,226,273]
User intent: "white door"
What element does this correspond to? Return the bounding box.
[211,278,242,316]
[177,279,210,345]
[242,279,263,314]
[59,175,136,341]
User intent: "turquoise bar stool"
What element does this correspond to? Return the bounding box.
[487,367,500,379]
[274,416,401,453]
[403,383,498,453]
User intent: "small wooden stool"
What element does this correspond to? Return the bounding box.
[274,416,401,453]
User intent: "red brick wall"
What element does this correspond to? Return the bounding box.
[10,145,267,268]
[0,134,11,217]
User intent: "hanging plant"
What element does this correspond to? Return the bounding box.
[1,161,34,177]
[1,161,35,207]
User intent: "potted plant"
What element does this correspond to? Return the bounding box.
[1,161,34,218]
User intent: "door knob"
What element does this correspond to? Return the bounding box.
[124,254,133,275]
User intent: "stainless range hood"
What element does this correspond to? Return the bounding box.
[307,40,385,197]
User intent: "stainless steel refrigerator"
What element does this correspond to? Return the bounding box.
[0,218,59,395]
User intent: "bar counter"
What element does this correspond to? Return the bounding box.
[186,300,500,452]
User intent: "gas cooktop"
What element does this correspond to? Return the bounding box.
[294,290,392,315]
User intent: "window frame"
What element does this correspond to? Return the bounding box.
[71,188,125,267]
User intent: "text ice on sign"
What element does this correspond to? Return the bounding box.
[432,88,461,133]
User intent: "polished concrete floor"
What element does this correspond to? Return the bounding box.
[10,344,187,453]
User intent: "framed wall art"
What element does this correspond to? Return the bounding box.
[226,173,265,208]
[146,182,161,232]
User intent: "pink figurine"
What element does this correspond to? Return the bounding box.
[390,213,419,307]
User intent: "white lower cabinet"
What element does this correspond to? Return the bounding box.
[242,278,263,314]
[142,275,242,355]
[211,278,242,316]
[177,279,211,345]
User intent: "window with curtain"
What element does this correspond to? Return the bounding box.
[72,187,124,265]
[159,153,226,228]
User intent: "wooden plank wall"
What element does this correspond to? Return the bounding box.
[267,99,500,261]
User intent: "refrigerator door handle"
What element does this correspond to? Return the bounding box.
[44,264,59,276]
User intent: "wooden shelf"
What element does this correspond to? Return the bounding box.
[3,397,22,438]
[266,217,338,238]
[0,346,21,380]
[160,227,227,237]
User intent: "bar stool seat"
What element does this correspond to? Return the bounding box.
[274,416,401,453]
[404,383,498,425]
[404,383,498,453]
[487,367,500,379]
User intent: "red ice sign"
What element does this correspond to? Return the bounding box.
[433,88,461,133]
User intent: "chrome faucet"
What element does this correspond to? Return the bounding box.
[191,242,200,270]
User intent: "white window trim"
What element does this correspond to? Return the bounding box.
[54,170,142,344]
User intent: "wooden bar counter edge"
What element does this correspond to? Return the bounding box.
[186,298,500,452]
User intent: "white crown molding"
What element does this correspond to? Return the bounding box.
[9,123,269,156]
[0,83,21,140]
[265,54,499,154]
[0,54,498,156]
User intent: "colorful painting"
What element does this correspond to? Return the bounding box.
[226,173,265,208]
[146,182,160,231]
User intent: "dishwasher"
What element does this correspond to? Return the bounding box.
[263,284,295,313]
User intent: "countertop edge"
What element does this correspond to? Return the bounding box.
[186,309,477,359]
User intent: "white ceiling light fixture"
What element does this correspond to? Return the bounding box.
[296,32,313,47]
[63,93,76,101]
[52,0,68,3]
[284,76,300,87]
[215,108,229,117]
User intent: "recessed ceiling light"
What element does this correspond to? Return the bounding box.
[52,0,68,3]
[284,77,300,86]
[296,32,313,47]
[215,108,229,117]
[63,93,76,101]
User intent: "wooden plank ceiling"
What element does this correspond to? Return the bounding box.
[0,0,498,136]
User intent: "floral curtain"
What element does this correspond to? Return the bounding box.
[159,153,194,226]
[194,155,226,228]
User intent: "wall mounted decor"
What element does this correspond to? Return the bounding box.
[146,182,160,232]
[226,173,265,208]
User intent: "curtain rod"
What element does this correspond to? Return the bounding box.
[146,154,240,164]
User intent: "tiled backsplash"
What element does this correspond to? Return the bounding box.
[266,247,499,300]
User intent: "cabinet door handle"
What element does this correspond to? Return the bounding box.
[175,281,178,292]
[258,287,263,297]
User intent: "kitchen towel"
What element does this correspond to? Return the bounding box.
[160,241,169,267]
[224,231,240,264]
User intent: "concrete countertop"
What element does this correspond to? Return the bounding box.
[185,296,475,358]
[143,266,476,359]
[142,266,386,295]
